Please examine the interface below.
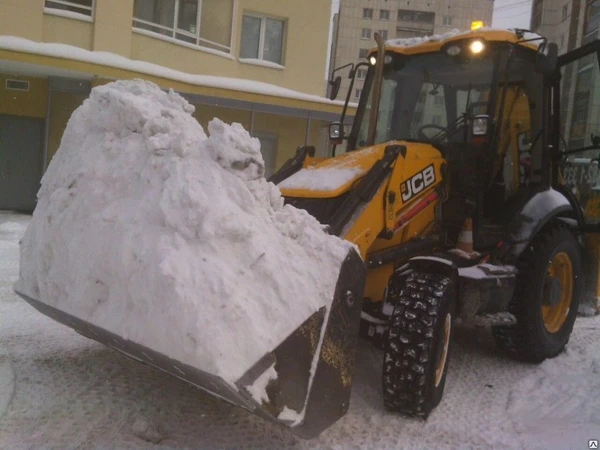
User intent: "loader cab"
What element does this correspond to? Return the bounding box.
[347,43,500,152]
[340,35,551,245]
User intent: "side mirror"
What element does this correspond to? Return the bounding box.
[535,42,558,74]
[472,115,490,136]
[329,121,344,145]
[328,76,342,100]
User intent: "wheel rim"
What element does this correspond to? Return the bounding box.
[435,313,451,387]
[542,251,574,333]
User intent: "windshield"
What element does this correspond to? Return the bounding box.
[352,50,498,149]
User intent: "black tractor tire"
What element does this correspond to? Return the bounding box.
[382,271,456,418]
[492,224,581,363]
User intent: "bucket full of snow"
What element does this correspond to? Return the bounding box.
[13,79,366,439]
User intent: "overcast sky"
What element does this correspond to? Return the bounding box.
[492,0,533,29]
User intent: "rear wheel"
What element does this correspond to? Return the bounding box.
[492,225,581,362]
[382,271,456,417]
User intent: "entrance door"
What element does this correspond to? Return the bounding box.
[253,132,278,178]
[0,115,44,213]
[554,40,600,227]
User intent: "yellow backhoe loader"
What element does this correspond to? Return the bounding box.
[15,28,600,439]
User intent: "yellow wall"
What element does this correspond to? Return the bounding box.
[130,33,234,78]
[47,91,87,164]
[130,0,331,96]
[43,15,93,50]
[0,75,48,118]
[308,118,333,157]
[93,0,133,57]
[0,0,331,97]
[0,0,44,41]
[253,112,307,168]
[236,0,330,95]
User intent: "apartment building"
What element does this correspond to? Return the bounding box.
[0,0,347,212]
[531,0,582,53]
[329,0,495,102]
[530,0,600,152]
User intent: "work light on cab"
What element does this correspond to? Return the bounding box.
[470,40,485,54]
[472,115,489,136]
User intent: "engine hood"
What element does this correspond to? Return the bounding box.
[276,142,437,198]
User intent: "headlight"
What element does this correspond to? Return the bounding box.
[472,115,489,136]
[446,45,461,56]
[329,122,344,141]
[469,40,485,54]
[369,56,377,65]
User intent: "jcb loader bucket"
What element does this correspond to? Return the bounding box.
[14,249,366,439]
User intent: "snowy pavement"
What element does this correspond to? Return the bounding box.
[1,211,600,449]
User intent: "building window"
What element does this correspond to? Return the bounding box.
[396,29,429,39]
[560,34,565,47]
[240,14,286,64]
[361,28,372,39]
[359,48,369,58]
[357,68,367,79]
[562,4,568,20]
[443,15,452,25]
[434,95,444,106]
[380,9,390,20]
[44,0,94,17]
[397,9,435,24]
[379,29,388,40]
[355,88,362,98]
[133,0,234,53]
[363,8,373,19]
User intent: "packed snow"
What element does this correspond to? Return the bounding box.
[245,364,277,405]
[386,29,462,48]
[385,28,544,49]
[14,79,355,385]
[458,263,518,280]
[277,146,381,192]
[1,212,600,448]
[278,167,365,192]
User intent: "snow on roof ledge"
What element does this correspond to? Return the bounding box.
[385,28,544,49]
[0,35,346,107]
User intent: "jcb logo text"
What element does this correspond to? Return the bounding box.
[401,165,436,202]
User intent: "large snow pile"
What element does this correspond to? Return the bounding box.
[15,79,355,385]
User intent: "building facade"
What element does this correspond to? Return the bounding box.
[530,0,600,153]
[0,0,351,212]
[329,0,495,103]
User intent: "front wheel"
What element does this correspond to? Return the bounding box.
[382,271,456,417]
[492,225,581,362]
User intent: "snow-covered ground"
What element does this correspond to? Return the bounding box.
[1,211,600,449]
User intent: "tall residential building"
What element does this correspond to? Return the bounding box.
[530,0,600,152]
[329,0,495,103]
[530,0,592,53]
[0,0,347,212]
